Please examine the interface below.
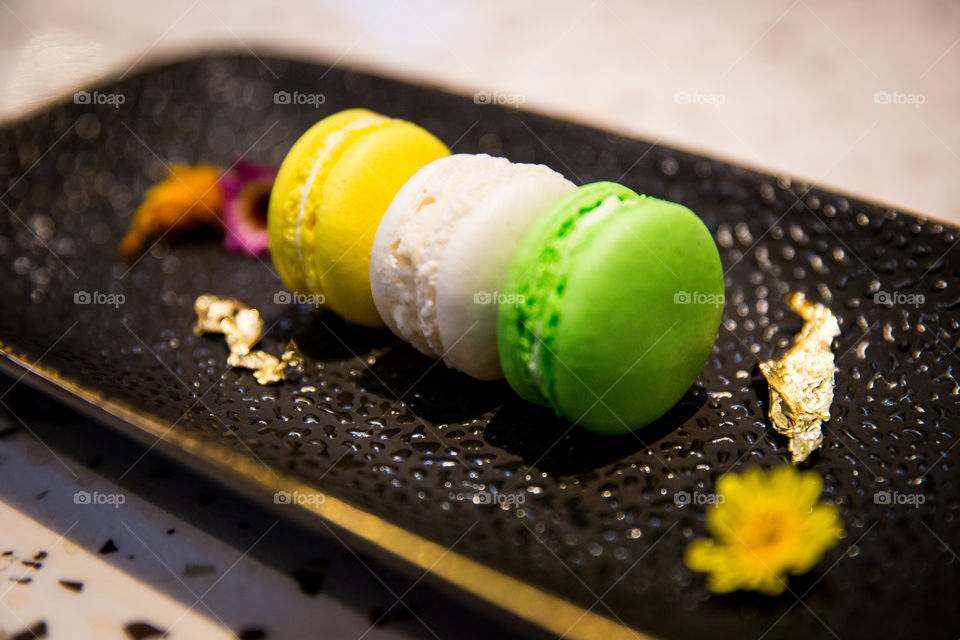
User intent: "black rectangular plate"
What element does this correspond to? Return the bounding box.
[1,54,958,640]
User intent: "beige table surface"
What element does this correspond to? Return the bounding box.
[0,0,958,224]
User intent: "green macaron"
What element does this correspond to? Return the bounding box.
[497,182,724,434]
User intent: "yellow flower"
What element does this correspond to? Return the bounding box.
[684,465,843,595]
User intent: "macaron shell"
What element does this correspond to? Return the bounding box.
[370,155,456,355]
[296,118,396,298]
[497,182,639,405]
[548,200,724,433]
[268,109,388,296]
[417,159,526,355]
[316,122,449,327]
[370,154,518,355]
[436,171,574,379]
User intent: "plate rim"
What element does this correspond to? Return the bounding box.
[0,341,653,640]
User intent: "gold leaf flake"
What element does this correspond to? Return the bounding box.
[281,339,304,369]
[194,295,299,385]
[759,292,840,463]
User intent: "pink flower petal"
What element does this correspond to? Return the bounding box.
[219,160,277,257]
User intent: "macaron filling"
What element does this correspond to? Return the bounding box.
[512,189,640,407]
[410,161,520,355]
[293,115,390,292]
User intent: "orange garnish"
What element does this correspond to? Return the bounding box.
[119,164,224,260]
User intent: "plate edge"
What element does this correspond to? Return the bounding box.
[0,343,655,640]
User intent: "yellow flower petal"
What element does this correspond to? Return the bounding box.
[754,571,788,596]
[684,539,720,572]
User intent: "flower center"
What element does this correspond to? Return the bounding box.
[242,180,273,228]
[740,510,798,562]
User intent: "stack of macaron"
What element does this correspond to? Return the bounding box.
[268,109,724,434]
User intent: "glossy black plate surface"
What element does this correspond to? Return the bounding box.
[1,55,957,639]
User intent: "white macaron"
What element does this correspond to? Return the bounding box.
[370,154,574,379]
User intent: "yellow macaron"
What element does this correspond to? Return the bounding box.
[268,108,449,327]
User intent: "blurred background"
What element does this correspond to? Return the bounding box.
[0,0,958,223]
